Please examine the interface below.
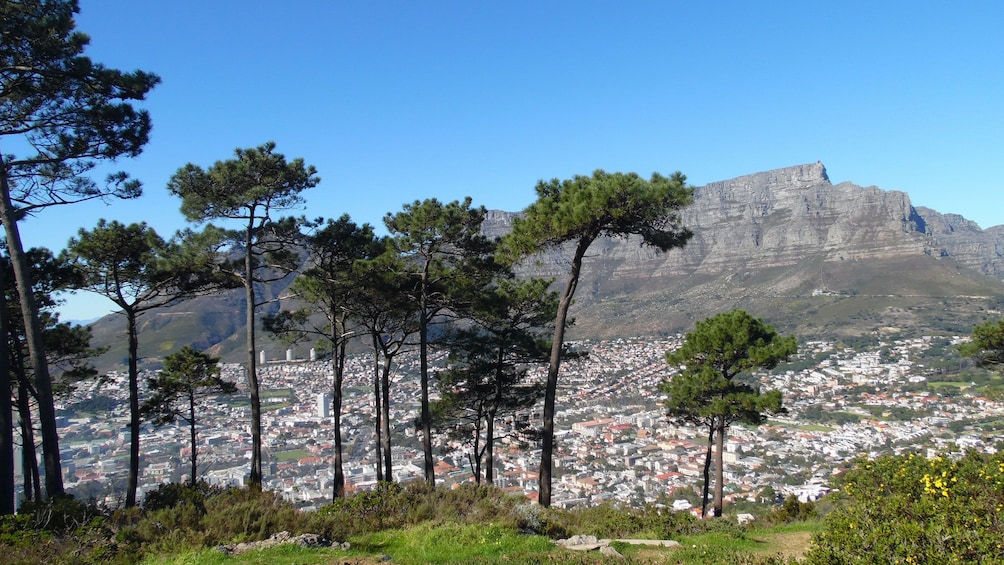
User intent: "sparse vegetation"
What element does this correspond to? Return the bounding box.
[0,480,825,564]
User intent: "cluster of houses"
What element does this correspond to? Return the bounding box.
[51,334,1002,513]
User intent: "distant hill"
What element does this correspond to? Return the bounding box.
[85,163,1004,373]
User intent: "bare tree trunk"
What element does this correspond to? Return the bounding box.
[485,414,495,485]
[244,228,262,489]
[126,311,140,507]
[471,414,482,485]
[370,332,384,483]
[16,379,40,502]
[380,353,393,482]
[330,316,346,499]
[538,237,589,507]
[701,422,714,519]
[0,267,14,514]
[0,167,62,498]
[419,293,434,487]
[188,390,198,486]
[713,420,725,518]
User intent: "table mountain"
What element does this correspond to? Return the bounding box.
[85,163,1004,371]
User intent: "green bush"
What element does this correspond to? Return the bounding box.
[806,451,1004,564]
[142,480,217,512]
[316,480,531,540]
[761,495,817,525]
[537,501,703,540]
[201,486,303,543]
[18,494,103,534]
[0,497,137,565]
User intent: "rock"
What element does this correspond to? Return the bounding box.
[600,545,624,558]
[614,538,683,548]
[216,532,336,555]
[556,534,604,551]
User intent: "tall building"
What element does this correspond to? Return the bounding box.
[317,393,331,419]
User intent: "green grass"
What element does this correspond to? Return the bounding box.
[928,381,971,389]
[262,401,292,412]
[274,449,310,462]
[10,480,821,564]
[348,522,556,564]
[795,424,834,432]
[664,522,820,564]
[139,521,820,565]
[142,544,351,565]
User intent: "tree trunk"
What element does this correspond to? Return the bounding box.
[330,313,347,499]
[188,390,197,486]
[485,413,495,485]
[0,267,14,514]
[244,226,262,489]
[538,236,590,507]
[380,351,393,482]
[486,346,503,486]
[126,311,140,507]
[713,419,725,518]
[419,294,434,487]
[371,332,384,483]
[17,379,40,502]
[701,422,714,519]
[0,166,62,498]
[471,413,482,485]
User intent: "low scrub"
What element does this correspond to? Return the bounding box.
[806,450,1004,563]
[0,478,827,563]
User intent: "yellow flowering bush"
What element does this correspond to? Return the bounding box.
[805,451,1004,564]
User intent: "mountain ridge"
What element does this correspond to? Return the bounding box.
[85,163,1004,372]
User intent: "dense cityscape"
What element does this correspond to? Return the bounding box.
[52,333,1000,513]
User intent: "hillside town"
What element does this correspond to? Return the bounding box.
[52,334,1002,512]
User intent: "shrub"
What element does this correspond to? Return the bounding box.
[1,497,135,565]
[201,487,303,543]
[142,480,217,512]
[18,494,104,534]
[761,495,817,525]
[805,451,1004,564]
[537,501,703,540]
[317,480,532,539]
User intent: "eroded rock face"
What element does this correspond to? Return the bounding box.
[86,163,1004,368]
[680,163,921,269]
[491,162,1003,284]
[915,207,1004,277]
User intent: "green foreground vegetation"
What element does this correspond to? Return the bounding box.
[0,479,819,564]
[4,449,1004,564]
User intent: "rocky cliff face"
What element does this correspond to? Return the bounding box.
[913,207,1004,277]
[494,162,1003,286]
[87,163,1004,370]
[483,162,1004,339]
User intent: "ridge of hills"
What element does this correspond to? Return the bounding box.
[85,163,1004,372]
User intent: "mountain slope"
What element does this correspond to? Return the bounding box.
[503,162,1003,340]
[85,163,1004,372]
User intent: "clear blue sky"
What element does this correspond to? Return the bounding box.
[26,0,1004,321]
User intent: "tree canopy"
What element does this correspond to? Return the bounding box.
[0,0,159,502]
[960,318,1004,368]
[142,346,236,486]
[64,219,216,506]
[384,197,494,487]
[499,169,693,507]
[0,0,159,213]
[167,141,319,488]
[264,214,382,499]
[663,309,795,517]
[499,170,693,260]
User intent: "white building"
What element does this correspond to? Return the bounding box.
[317,393,331,419]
